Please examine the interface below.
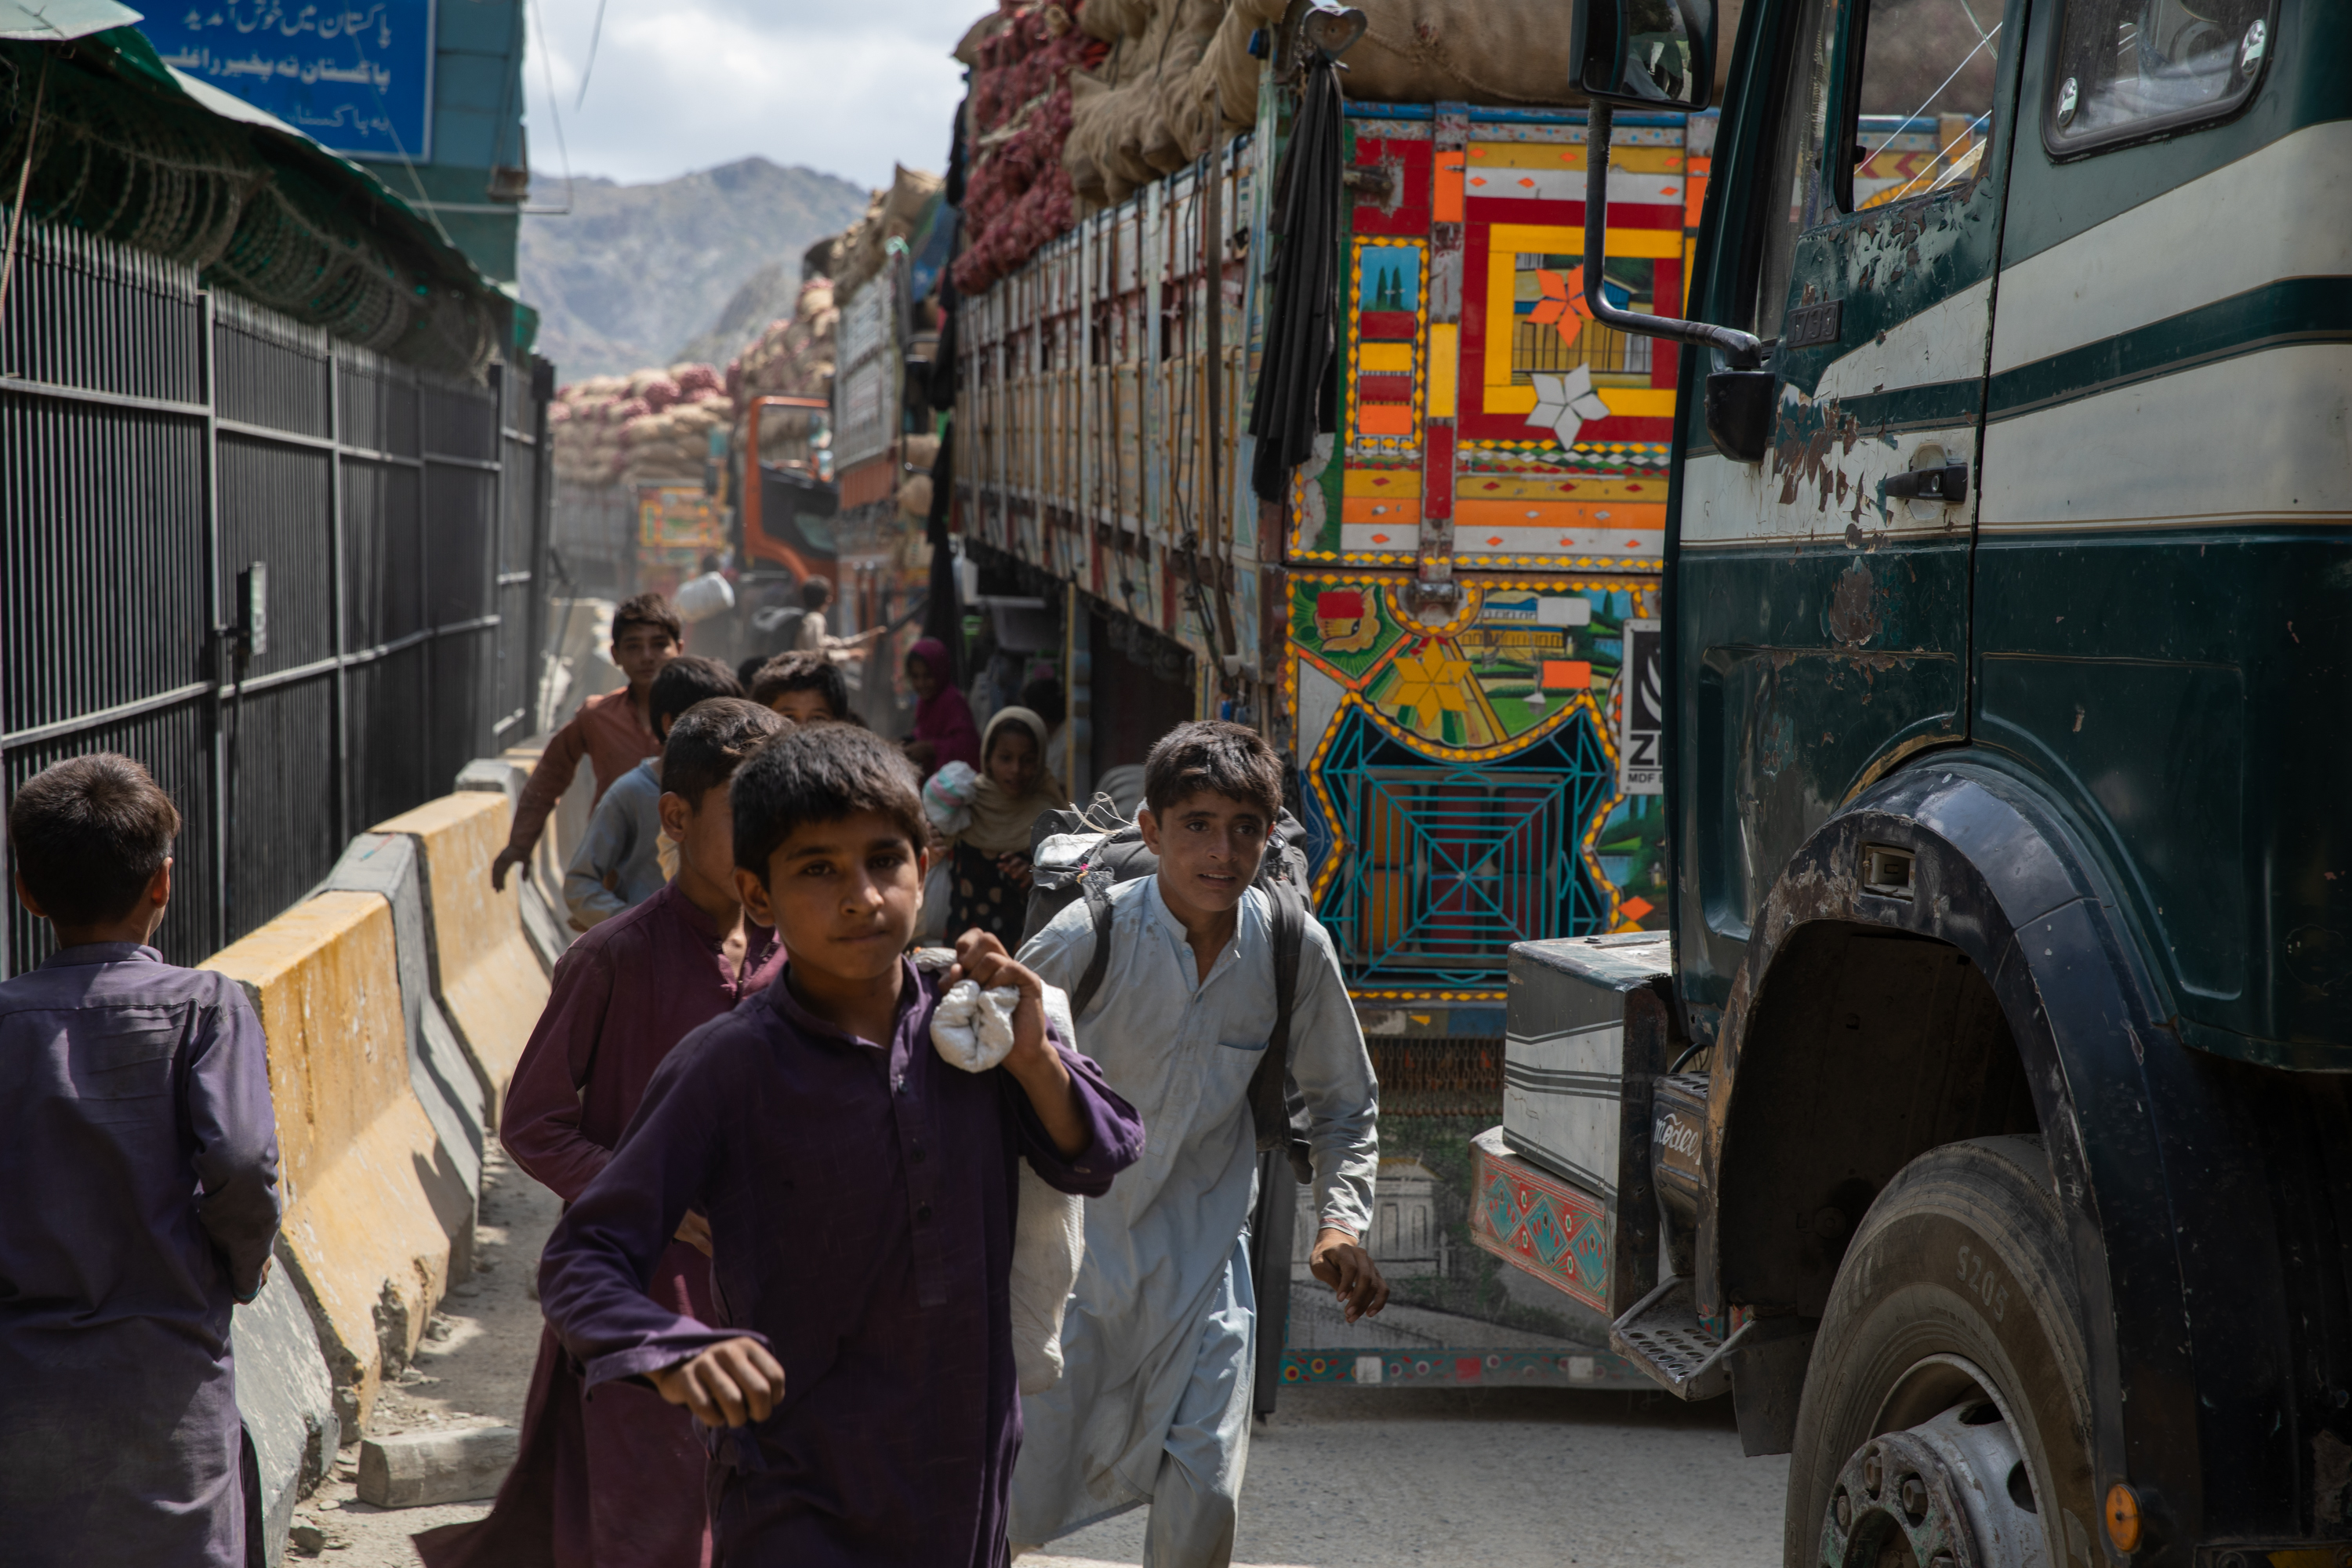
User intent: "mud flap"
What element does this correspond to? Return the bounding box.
[1728,1321,1817,1457]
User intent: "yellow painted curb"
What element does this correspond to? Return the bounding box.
[375,791,552,1125]
[206,894,473,1430]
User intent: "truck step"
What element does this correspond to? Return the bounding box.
[1609,1275,1754,1400]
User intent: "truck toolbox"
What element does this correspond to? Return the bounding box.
[1501,932,1674,1203]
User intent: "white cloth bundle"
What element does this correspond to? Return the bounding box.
[673,571,736,623]
[929,977,1087,1395]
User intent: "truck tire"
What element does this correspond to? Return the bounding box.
[1783,1136,2100,1568]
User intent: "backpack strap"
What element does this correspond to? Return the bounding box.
[1068,870,1116,1017]
[1247,879,1307,1157]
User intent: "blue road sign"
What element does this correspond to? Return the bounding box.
[139,1,436,163]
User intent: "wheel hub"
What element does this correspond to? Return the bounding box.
[1819,1401,2048,1568]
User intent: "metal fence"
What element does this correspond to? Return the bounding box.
[2,211,552,976]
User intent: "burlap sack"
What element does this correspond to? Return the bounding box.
[955,8,1011,63]
[1077,0,1152,42]
[1192,0,1272,140]
[1340,0,1739,104]
[1141,0,1225,170]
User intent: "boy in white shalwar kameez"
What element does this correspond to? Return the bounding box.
[998,720,1386,1567]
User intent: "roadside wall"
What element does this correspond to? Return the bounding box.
[211,739,583,1563]
[373,791,554,1125]
[206,894,473,1433]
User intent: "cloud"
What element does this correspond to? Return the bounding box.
[522,0,977,190]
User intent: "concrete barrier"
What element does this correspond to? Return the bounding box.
[234,1258,342,1567]
[206,894,474,1430]
[321,832,488,1205]
[453,752,585,976]
[374,791,552,1127]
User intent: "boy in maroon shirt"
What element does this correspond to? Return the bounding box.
[492,592,684,891]
[420,698,786,1568]
[535,725,1145,1566]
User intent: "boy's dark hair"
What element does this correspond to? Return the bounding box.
[1143,720,1283,818]
[662,699,786,810]
[732,724,925,879]
[8,753,182,927]
[1020,675,1065,727]
[799,575,833,610]
[650,655,743,735]
[612,592,684,645]
[735,654,768,691]
[749,652,848,718]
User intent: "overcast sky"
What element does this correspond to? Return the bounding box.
[521,0,978,191]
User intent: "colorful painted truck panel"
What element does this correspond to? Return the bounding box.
[953,99,1709,1393]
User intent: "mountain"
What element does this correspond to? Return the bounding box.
[520,158,869,381]
[673,260,804,369]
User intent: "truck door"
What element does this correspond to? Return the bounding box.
[1673,0,2016,1018]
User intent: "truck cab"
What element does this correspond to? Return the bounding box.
[1487,0,2352,1559]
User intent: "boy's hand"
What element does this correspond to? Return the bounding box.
[490,847,525,891]
[949,929,1047,1066]
[1310,1228,1389,1323]
[949,929,1090,1158]
[651,1338,785,1428]
[675,1209,713,1258]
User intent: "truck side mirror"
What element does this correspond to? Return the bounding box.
[1704,368,1774,463]
[1572,0,1715,111]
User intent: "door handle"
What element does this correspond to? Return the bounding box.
[1883,462,1969,504]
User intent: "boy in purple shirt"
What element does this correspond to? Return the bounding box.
[422,697,788,1568]
[538,724,1145,1566]
[0,754,282,1567]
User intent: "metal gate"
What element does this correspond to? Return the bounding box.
[2,212,552,975]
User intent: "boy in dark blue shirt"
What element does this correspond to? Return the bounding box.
[0,754,282,1566]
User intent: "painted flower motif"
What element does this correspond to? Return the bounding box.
[1382,638,1485,743]
[1527,267,1595,347]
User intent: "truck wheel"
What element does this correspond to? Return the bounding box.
[1783,1136,2099,1568]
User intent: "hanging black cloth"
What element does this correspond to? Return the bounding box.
[922,419,964,677]
[1248,51,1346,503]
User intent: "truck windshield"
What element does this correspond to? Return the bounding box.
[2049,0,2272,148]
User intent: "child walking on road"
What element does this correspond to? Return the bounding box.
[564,654,743,930]
[1007,720,1387,1567]
[421,698,787,1568]
[535,725,1145,1566]
[494,591,684,891]
[0,755,283,1568]
[748,650,851,726]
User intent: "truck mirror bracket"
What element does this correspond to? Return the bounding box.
[1584,103,1765,371]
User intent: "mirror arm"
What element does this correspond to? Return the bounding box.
[1584,103,1765,370]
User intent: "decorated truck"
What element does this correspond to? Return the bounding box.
[951,11,1717,1395]
[1467,0,2352,1561]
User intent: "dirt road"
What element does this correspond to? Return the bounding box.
[292,1154,1785,1566]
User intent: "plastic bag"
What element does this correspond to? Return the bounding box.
[932,978,1023,1070]
[674,571,736,623]
[927,976,1087,1394]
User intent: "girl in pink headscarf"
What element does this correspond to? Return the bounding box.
[902,637,981,779]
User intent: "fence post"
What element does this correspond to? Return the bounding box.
[201,289,227,941]
[416,377,433,782]
[527,357,554,734]
[329,343,350,848]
